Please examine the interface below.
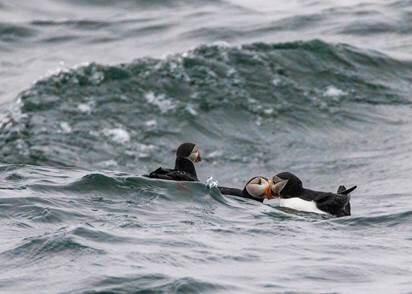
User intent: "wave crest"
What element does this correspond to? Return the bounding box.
[1,40,411,168]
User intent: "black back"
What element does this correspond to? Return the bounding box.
[276,172,304,196]
[147,167,198,181]
[144,143,198,181]
[276,172,353,217]
[174,157,198,179]
[301,188,351,217]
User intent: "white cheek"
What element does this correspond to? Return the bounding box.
[188,151,197,162]
[271,180,288,195]
[246,184,265,197]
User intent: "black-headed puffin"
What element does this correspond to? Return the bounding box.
[218,176,272,202]
[145,143,201,181]
[269,172,356,217]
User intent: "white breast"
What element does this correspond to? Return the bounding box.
[279,197,327,215]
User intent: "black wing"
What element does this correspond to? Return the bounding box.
[218,186,264,202]
[144,167,198,181]
[218,186,243,197]
[316,193,351,217]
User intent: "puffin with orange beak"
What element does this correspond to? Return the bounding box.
[218,176,274,202]
[269,172,356,217]
[219,172,356,217]
[145,143,202,181]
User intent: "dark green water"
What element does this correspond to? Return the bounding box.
[1,1,412,293]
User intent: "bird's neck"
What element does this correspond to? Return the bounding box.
[174,157,197,178]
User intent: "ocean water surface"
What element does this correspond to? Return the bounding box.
[1,0,412,293]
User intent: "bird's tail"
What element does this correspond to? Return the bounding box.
[337,185,357,195]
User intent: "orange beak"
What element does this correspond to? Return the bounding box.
[196,151,202,162]
[264,183,273,199]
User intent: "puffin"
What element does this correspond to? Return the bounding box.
[269,172,356,217]
[144,143,202,181]
[218,176,272,202]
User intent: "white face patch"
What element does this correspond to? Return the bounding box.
[246,177,269,198]
[271,178,288,196]
[188,145,200,162]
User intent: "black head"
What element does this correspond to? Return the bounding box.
[271,172,304,197]
[176,143,201,163]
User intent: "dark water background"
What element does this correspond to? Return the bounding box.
[1,1,412,293]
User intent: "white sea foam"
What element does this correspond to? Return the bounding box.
[207,150,224,159]
[99,159,118,167]
[212,40,231,47]
[135,143,157,159]
[144,92,176,113]
[59,122,72,133]
[263,108,274,115]
[78,103,92,114]
[144,119,157,128]
[185,104,198,116]
[272,78,281,86]
[206,177,219,188]
[324,85,346,97]
[103,128,130,144]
